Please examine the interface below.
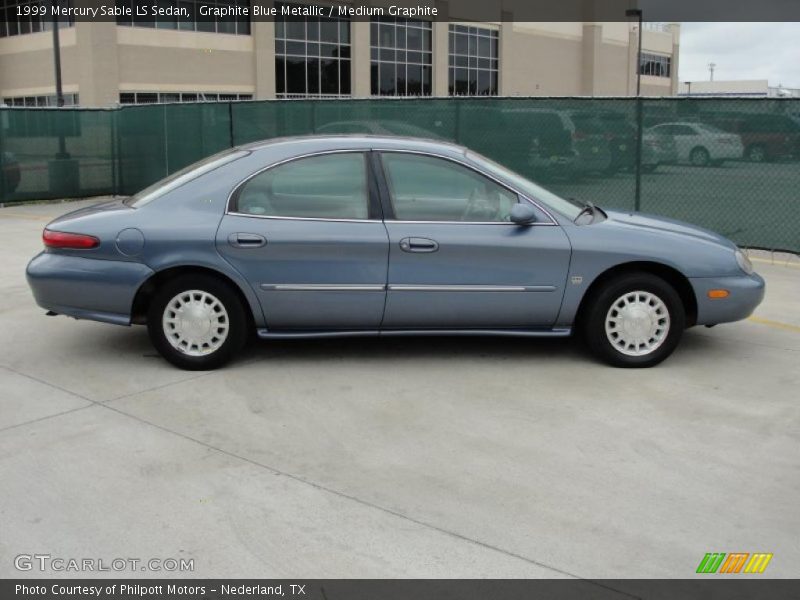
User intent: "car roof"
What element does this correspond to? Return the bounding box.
[237,135,467,158]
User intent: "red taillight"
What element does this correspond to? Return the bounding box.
[43,229,100,249]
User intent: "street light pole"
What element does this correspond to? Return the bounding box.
[626,8,644,212]
[51,1,65,108]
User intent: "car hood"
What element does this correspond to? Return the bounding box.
[602,209,737,250]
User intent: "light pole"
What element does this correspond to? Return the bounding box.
[626,8,643,96]
[51,0,65,108]
[626,8,644,212]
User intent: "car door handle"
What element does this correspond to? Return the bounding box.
[228,233,267,248]
[399,237,439,253]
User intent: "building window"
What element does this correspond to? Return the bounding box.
[118,92,252,104]
[1,0,74,37]
[370,17,432,96]
[115,0,251,35]
[274,2,351,98]
[2,93,79,107]
[448,24,498,96]
[639,53,671,78]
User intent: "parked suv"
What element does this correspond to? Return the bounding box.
[499,108,577,180]
[564,111,614,175]
[703,112,800,162]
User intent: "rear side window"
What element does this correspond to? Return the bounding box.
[126,149,248,208]
[231,153,368,220]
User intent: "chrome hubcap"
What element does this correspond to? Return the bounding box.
[605,290,670,357]
[162,290,229,357]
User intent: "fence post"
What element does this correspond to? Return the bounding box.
[0,110,6,204]
[454,98,461,144]
[162,104,169,177]
[228,101,234,147]
[633,96,643,212]
[110,108,118,196]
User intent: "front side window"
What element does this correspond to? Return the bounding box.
[370,18,432,96]
[275,3,351,98]
[232,153,368,220]
[448,24,499,96]
[381,153,517,222]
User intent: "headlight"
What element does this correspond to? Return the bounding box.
[735,249,754,275]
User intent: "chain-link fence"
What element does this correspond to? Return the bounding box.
[1,97,799,253]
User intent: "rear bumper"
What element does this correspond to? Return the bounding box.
[26,252,154,325]
[690,273,765,326]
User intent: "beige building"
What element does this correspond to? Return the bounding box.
[0,2,680,107]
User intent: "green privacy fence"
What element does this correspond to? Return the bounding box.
[1,97,799,253]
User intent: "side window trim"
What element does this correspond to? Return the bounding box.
[369,151,396,221]
[375,149,556,225]
[227,150,380,222]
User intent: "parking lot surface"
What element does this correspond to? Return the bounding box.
[1,199,798,579]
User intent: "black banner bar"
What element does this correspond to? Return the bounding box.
[6,0,800,23]
[4,580,800,600]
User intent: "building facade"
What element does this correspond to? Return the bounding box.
[0,1,680,107]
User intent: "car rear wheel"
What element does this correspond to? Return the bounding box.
[689,147,710,167]
[583,273,685,368]
[746,144,766,163]
[147,274,247,370]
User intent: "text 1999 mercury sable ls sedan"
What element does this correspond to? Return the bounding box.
[27,136,765,370]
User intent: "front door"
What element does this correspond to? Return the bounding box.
[216,151,388,330]
[376,151,571,329]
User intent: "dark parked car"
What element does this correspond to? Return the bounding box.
[703,112,800,162]
[499,108,576,179]
[564,111,613,176]
[595,111,638,173]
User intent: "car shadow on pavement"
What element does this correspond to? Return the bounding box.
[242,334,583,365]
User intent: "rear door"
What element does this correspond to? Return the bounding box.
[216,151,389,330]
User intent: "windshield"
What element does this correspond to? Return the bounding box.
[464,150,583,220]
[124,148,248,208]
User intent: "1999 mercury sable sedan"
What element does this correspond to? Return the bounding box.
[27,136,764,370]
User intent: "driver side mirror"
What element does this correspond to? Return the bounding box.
[510,203,537,225]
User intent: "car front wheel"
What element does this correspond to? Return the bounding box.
[689,147,710,167]
[147,274,247,370]
[583,273,685,368]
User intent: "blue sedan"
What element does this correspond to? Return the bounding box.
[26,136,764,370]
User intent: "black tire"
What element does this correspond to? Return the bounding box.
[147,274,247,370]
[582,272,685,368]
[746,144,767,163]
[689,146,710,167]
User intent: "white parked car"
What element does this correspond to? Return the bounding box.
[647,122,744,167]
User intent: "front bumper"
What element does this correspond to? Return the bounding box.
[690,273,765,326]
[26,252,154,326]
